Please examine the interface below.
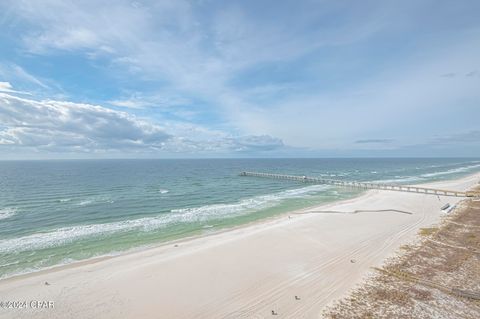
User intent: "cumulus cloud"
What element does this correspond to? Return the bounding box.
[0,93,170,152]
[0,0,389,123]
[4,1,477,157]
[0,92,285,155]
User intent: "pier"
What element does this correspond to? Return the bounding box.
[240,171,480,198]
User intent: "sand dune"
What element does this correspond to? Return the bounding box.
[1,173,479,319]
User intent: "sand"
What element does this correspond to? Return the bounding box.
[1,173,479,319]
[323,184,480,318]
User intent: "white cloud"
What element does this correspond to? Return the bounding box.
[108,98,148,109]
[0,82,13,92]
[0,92,170,152]
[2,0,479,157]
[0,81,30,95]
[0,64,53,96]
[233,135,284,151]
[10,65,50,89]
[108,92,192,110]
[2,0,387,106]
[0,92,285,155]
[222,32,480,149]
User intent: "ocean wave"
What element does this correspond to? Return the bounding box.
[0,185,330,254]
[159,189,169,194]
[76,196,114,206]
[0,216,171,254]
[0,257,78,280]
[0,260,21,268]
[420,163,480,178]
[0,207,17,221]
[369,163,480,184]
[171,184,330,218]
[370,176,424,184]
[77,199,93,206]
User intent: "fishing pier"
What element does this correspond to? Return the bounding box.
[240,171,479,198]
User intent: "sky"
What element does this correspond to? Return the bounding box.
[0,0,479,159]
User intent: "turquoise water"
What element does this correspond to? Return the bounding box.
[1,158,480,278]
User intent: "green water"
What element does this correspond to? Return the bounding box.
[1,158,479,278]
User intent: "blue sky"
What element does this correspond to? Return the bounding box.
[0,0,479,159]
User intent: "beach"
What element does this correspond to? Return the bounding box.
[1,172,479,319]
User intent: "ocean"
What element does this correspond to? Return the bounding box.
[1,158,480,279]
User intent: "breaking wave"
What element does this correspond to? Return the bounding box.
[0,184,330,254]
[420,163,480,178]
[0,207,17,221]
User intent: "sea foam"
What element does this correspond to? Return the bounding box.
[0,184,330,254]
[371,162,480,184]
[0,208,16,221]
[420,163,480,178]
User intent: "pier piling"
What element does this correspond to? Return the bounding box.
[240,171,479,198]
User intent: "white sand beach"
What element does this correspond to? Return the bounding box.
[1,173,479,319]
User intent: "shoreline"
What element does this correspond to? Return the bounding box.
[0,188,372,283]
[1,172,479,318]
[1,171,476,283]
[323,183,480,318]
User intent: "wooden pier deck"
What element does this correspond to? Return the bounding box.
[240,171,480,198]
